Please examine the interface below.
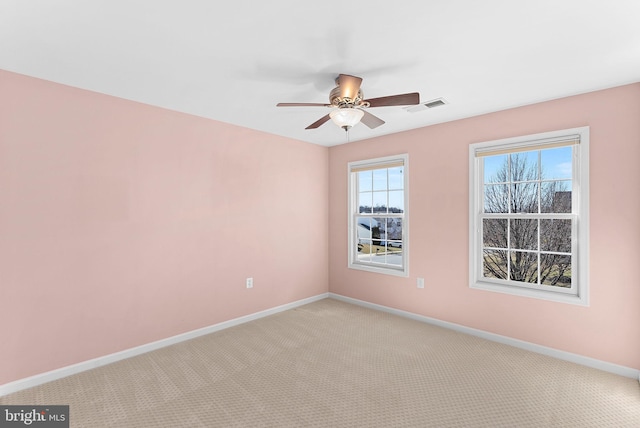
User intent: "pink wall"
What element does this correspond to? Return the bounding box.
[0,70,329,385]
[329,83,640,370]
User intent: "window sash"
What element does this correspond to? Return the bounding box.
[353,210,405,270]
[478,213,577,294]
[478,141,578,293]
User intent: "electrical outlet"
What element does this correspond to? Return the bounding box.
[246,277,253,289]
[417,277,425,289]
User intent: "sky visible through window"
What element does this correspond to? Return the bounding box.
[358,167,404,212]
[483,146,572,187]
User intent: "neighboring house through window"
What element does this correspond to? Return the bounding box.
[348,154,408,276]
[469,127,589,305]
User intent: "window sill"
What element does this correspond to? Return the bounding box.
[349,262,408,277]
[470,280,589,306]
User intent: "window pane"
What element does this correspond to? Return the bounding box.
[372,191,387,213]
[484,154,508,183]
[357,239,373,262]
[388,190,403,213]
[366,240,385,260]
[388,166,403,190]
[484,184,509,213]
[509,251,538,283]
[510,182,538,213]
[358,170,372,192]
[372,168,387,191]
[510,219,538,251]
[483,218,507,248]
[510,151,538,181]
[541,146,572,180]
[483,249,507,280]
[386,248,403,266]
[540,254,571,287]
[359,192,372,213]
[385,219,403,263]
[372,218,385,246]
[540,219,572,253]
[385,218,402,241]
[357,217,376,261]
[356,217,372,240]
[387,218,403,241]
[541,181,571,213]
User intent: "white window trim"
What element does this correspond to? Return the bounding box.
[469,127,590,306]
[348,154,409,277]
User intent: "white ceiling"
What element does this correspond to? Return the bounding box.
[2,1,639,147]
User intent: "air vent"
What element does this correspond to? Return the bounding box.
[424,99,446,108]
[405,97,448,113]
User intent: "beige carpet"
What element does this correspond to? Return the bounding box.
[2,298,639,427]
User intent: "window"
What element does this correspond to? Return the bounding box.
[348,154,408,276]
[469,127,589,305]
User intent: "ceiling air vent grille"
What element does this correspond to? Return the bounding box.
[405,97,448,113]
[424,99,446,108]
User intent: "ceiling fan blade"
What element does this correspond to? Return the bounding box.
[305,114,331,129]
[360,110,385,129]
[277,102,329,107]
[336,74,363,100]
[365,92,420,108]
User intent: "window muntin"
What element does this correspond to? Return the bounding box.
[470,128,589,305]
[349,155,408,276]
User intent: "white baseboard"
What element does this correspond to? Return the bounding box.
[329,293,639,380]
[0,293,329,397]
[5,291,635,397]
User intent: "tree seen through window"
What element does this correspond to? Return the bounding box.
[482,149,572,288]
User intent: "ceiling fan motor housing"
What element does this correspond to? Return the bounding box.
[329,86,366,108]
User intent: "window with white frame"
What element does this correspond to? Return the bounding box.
[348,154,408,276]
[469,127,589,305]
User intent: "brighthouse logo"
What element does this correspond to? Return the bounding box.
[0,406,68,427]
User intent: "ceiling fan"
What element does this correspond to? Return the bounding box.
[276,74,420,131]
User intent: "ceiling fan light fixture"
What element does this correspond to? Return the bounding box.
[329,108,364,130]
